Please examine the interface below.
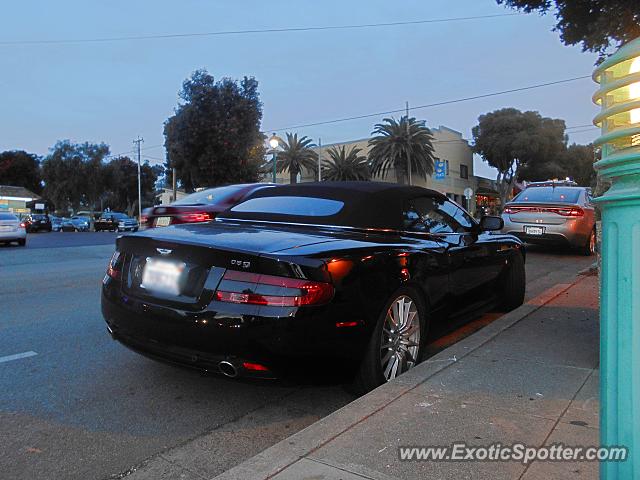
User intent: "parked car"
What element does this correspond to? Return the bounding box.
[501,184,596,255]
[102,182,525,392]
[95,212,138,232]
[0,212,26,246]
[61,217,90,232]
[50,216,63,232]
[142,183,275,229]
[23,214,52,233]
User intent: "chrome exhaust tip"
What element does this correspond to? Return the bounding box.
[218,360,238,378]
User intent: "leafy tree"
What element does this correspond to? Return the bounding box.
[562,143,597,188]
[103,156,159,216]
[164,70,263,191]
[274,133,318,184]
[472,108,567,207]
[368,116,435,184]
[0,150,41,193]
[496,0,640,57]
[322,146,370,181]
[42,140,109,213]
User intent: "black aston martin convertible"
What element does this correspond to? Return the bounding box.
[101,182,525,391]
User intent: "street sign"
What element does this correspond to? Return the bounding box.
[35,203,45,210]
[463,187,473,199]
[434,160,446,180]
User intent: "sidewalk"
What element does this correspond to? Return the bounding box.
[214,273,600,480]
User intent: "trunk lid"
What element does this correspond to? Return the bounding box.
[115,222,337,307]
[504,202,580,225]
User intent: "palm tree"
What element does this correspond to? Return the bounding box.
[322,146,371,181]
[368,116,435,184]
[275,133,318,184]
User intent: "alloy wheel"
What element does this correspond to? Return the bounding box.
[380,295,421,381]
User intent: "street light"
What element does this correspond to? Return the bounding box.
[269,133,280,183]
[592,36,640,480]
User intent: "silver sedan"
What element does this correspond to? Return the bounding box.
[0,212,27,246]
[501,186,596,255]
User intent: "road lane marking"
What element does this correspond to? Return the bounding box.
[0,351,38,364]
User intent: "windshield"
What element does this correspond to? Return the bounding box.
[230,196,344,217]
[512,187,581,204]
[173,185,244,206]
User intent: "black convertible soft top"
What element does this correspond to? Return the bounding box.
[217,181,446,230]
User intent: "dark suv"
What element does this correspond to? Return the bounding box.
[95,212,139,232]
[23,214,52,233]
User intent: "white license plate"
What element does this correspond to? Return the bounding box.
[155,216,171,227]
[524,226,545,235]
[140,258,185,295]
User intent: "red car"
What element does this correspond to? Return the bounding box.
[142,183,274,229]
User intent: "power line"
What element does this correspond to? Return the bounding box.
[106,143,163,160]
[0,13,521,47]
[565,124,595,130]
[263,75,591,132]
[567,127,599,135]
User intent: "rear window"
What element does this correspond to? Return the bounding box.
[512,187,581,204]
[0,213,17,221]
[173,185,243,206]
[230,196,344,217]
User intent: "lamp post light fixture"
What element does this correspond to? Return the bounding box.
[269,133,280,184]
[592,37,640,479]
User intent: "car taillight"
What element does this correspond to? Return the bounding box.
[178,212,212,223]
[19,222,26,228]
[555,207,584,217]
[214,270,334,307]
[140,215,148,225]
[106,251,122,279]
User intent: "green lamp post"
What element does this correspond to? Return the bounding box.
[269,133,281,184]
[592,37,640,479]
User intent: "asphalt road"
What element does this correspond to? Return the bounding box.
[0,231,120,249]
[0,234,594,480]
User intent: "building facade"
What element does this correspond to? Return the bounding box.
[0,185,41,216]
[271,126,497,215]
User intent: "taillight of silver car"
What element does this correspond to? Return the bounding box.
[504,206,584,217]
[214,269,334,307]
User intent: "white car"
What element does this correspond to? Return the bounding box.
[0,212,27,246]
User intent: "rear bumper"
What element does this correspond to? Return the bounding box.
[101,283,368,377]
[0,229,26,241]
[502,218,591,247]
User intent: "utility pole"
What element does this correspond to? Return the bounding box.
[172,167,177,202]
[406,101,412,186]
[318,138,322,182]
[133,136,144,221]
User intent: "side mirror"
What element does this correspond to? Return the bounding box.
[479,215,503,232]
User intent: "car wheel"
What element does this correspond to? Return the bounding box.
[497,251,526,312]
[18,239,26,247]
[581,228,596,256]
[353,286,427,394]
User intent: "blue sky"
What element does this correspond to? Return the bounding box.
[0,0,600,179]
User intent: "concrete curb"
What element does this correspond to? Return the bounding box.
[212,278,585,480]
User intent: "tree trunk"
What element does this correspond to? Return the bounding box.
[290,170,297,184]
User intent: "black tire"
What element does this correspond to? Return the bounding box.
[352,285,428,394]
[498,251,526,312]
[18,239,26,247]
[580,228,596,256]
